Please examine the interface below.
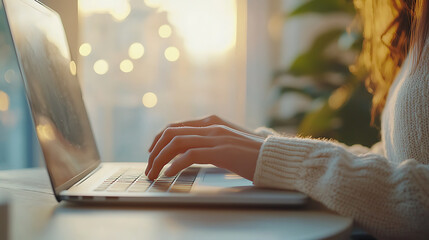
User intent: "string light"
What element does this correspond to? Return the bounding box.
[79,43,92,56]
[93,59,109,75]
[164,47,180,62]
[120,59,134,73]
[158,24,172,38]
[142,92,157,108]
[128,43,145,59]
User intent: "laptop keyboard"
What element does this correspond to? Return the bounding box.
[94,167,199,193]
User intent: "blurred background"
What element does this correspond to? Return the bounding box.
[0,0,379,170]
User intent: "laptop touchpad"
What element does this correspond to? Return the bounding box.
[199,168,252,187]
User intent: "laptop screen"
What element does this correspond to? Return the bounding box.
[3,0,100,190]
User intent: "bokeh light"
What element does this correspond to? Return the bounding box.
[79,43,92,56]
[158,24,172,38]
[144,0,161,8]
[120,59,134,73]
[93,59,109,75]
[164,47,180,62]
[128,43,145,59]
[0,90,10,112]
[69,61,77,76]
[4,69,18,83]
[142,92,158,108]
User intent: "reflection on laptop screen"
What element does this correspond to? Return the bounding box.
[4,0,100,189]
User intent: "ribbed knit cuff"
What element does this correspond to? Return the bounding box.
[253,136,315,190]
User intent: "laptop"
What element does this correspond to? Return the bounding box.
[2,0,307,205]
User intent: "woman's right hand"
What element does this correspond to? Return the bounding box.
[148,115,262,153]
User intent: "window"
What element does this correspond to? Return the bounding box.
[0,2,40,169]
[79,0,251,162]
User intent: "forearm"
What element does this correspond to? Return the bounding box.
[253,136,429,239]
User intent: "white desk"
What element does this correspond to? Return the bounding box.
[0,168,353,240]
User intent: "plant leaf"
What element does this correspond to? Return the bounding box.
[279,86,330,99]
[288,0,355,17]
[298,101,336,136]
[308,28,344,55]
[286,28,348,76]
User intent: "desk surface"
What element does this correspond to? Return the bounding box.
[0,168,353,240]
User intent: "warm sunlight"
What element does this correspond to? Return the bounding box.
[80,0,236,62]
[153,0,237,63]
[79,0,131,22]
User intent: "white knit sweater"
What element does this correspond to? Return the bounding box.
[253,37,429,239]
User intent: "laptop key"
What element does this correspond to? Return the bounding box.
[168,167,199,193]
[95,167,199,193]
[94,183,111,191]
[128,178,153,192]
[94,168,128,191]
[94,168,142,192]
[169,184,192,193]
[128,184,151,192]
[148,175,176,192]
[108,183,132,192]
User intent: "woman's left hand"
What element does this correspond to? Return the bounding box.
[145,125,264,181]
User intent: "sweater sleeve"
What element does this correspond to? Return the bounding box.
[336,141,385,155]
[253,136,429,239]
[253,32,429,239]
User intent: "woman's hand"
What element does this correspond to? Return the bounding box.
[145,116,264,181]
[148,115,261,153]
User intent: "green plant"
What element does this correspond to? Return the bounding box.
[269,0,379,147]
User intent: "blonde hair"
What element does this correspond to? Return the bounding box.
[354,0,429,124]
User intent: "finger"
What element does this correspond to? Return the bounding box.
[148,115,219,153]
[146,125,235,175]
[164,145,259,180]
[163,147,222,177]
[147,136,215,180]
[146,127,212,175]
[147,135,257,179]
